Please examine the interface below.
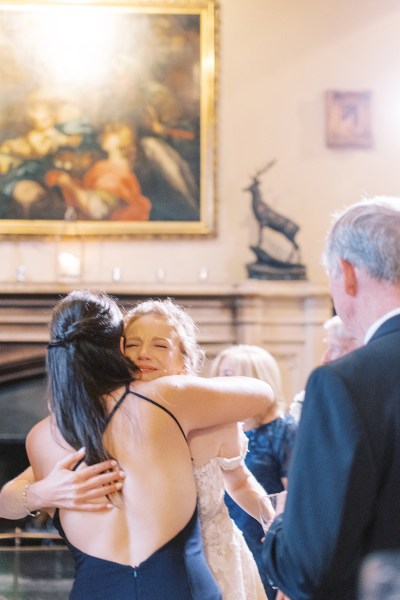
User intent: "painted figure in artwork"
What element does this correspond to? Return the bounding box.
[45,123,151,221]
[0,10,205,227]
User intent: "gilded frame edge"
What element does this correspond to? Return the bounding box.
[0,0,218,238]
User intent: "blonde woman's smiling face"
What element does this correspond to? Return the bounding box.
[124,314,185,381]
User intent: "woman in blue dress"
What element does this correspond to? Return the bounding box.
[24,291,274,599]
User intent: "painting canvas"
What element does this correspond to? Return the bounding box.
[0,0,216,236]
[325,90,372,149]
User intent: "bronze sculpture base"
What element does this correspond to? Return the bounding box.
[247,261,307,280]
[247,245,307,281]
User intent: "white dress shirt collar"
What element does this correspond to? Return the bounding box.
[364,307,400,344]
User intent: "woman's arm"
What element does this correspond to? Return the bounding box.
[0,448,125,519]
[220,424,274,523]
[151,374,274,433]
[223,463,274,523]
[0,467,35,519]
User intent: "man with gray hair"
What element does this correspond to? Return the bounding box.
[262,197,400,599]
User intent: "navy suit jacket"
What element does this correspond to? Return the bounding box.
[262,314,400,599]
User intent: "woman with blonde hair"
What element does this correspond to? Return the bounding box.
[210,345,286,412]
[210,345,298,599]
[24,291,275,599]
[123,299,271,599]
[2,295,274,599]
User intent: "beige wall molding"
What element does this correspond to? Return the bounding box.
[0,281,331,403]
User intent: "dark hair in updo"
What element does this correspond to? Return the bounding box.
[47,290,140,464]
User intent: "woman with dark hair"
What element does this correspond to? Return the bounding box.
[25,290,273,599]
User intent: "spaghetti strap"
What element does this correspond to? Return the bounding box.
[66,387,131,474]
[130,390,187,441]
[52,383,221,598]
[105,385,131,428]
[104,385,187,441]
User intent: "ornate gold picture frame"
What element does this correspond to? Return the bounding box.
[0,0,216,236]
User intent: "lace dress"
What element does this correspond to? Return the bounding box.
[225,415,298,598]
[193,437,267,600]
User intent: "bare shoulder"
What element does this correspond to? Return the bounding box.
[26,416,52,444]
[26,416,69,478]
[205,421,241,440]
[189,422,243,465]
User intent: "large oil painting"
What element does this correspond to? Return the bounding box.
[0,0,216,236]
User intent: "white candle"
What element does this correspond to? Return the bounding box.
[58,252,81,280]
[198,267,209,282]
[112,266,122,282]
[16,265,26,282]
[155,267,166,282]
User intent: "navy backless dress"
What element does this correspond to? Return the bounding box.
[53,387,222,599]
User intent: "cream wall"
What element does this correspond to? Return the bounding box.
[2,0,400,286]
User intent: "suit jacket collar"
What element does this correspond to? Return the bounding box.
[368,313,400,343]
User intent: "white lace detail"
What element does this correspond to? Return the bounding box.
[193,443,267,599]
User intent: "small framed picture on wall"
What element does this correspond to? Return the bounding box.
[325,90,373,148]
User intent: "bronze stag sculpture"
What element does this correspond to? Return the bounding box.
[244,161,307,280]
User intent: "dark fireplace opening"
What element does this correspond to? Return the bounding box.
[0,442,31,532]
[0,346,48,532]
[0,349,75,600]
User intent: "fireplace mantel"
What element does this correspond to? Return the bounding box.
[0,280,332,404]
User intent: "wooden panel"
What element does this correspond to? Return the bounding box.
[0,344,46,385]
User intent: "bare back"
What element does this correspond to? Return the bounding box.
[26,373,272,567]
[27,384,197,567]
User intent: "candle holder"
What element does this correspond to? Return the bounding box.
[16,265,26,283]
[111,267,122,282]
[58,252,81,283]
[198,267,209,282]
[155,267,166,282]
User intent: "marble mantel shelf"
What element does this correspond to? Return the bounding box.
[0,280,332,403]
[0,279,329,298]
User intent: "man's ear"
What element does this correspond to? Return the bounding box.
[340,259,357,296]
[120,336,126,354]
